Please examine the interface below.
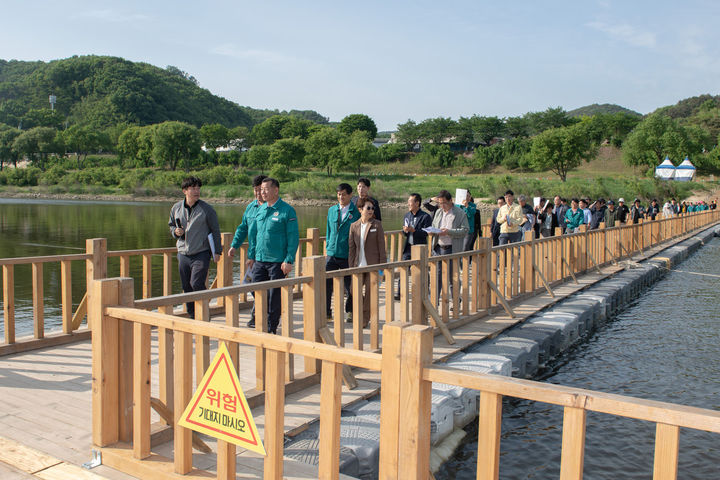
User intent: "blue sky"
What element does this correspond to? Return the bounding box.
[2,1,719,130]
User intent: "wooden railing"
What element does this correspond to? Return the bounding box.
[90,284,720,480]
[3,210,718,357]
[91,276,385,480]
[389,324,720,480]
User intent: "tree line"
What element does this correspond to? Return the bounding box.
[2,98,720,185]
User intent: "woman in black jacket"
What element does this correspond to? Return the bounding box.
[538,203,559,237]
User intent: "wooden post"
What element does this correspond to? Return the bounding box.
[219,292,239,480]
[174,329,193,474]
[120,255,130,277]
[302,256,326,374]
[133,320,151,459]
[32,262,43,339]
[477,391,503,480]
[379,322,409,480]
[281,285,295,381]
[410,245,428,325]
[2,265,14,344]
[90,277,132,447]
[318,360,343,479]
[255,289,268,391]
[307,227,321,257]
[477,238,491,311]
[86,238,108,330]
[194,299,210,389]
[352,273,364,351]
[142,254,152,298]
[264,349,286,479]
[370,271,380,350]
[397,325,433,479]
[521,231,535,294]
[61,260,72,334]
[653,423,679,480]
[384,267,394,326]
[559,406,587,480]
[118,279,135,443]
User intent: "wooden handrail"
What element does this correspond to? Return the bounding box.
[423,365,720,432]
[105,306,383,371]
[0,253,91,265]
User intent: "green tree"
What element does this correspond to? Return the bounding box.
[395,119,420,150]
[0,124,21,170]
[342,131,376,176]
[416,117,456,144]
[525,107,576,135]
[152,121,201,171]
[12,126,61,171]
[504,116,530,138]
[251,115,290,145]
[473,116,506,145]
[376,142,407,163]
[200,123,231,151]
[529,124,597,181]
[622,113,701,168]
[269,137,306,168]
[304,126,344,175]
[418,144,455,169]
[118,125,155,167]
[338,114,378,139]
[63,125,111,169]
[246,145,272,173]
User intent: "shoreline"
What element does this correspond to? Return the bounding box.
[0,191,498,214]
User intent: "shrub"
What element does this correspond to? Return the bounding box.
[269,163,295,182]
[39,165,67,185]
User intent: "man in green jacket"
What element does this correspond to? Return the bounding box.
[325,183,361,319]
[228,174,266,326]
[247,177,299,334]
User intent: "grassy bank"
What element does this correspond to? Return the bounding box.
[0,164,709,207]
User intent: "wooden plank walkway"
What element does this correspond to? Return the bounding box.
[0,233,692,478]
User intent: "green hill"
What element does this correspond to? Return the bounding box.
[567,103,642,118]
[0,55,328,129]
[653,94,720,119]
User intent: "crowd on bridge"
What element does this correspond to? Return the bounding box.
[168,175,716,334]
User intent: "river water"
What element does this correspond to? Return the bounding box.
[0,198,405,337]
[437,236,720,479]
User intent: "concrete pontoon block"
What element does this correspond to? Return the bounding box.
[338,414,381,478]
[541,310,586,337]
[467,344,531,378]
[489,337,540,376]
[284,438,361,478]
[499,329,557,363]
[529,315,580,350]
[432,383,477,429]
[447,352,513,377]
[515,323,564,359]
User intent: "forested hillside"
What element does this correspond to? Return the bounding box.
[567,103,641,118]
[0,56,328,129]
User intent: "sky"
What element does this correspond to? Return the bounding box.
[1,0,719,130]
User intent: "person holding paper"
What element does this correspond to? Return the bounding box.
[496,190,525,244]
[168,176,221,319]
[397,193,432,299]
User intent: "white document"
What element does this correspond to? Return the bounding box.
[208,233,217,256]
[422,227,443,234]
[533,197,541,208]
[455,188,468,206]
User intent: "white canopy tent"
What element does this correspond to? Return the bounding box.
[674,157,696,182]
[654,156,676,180]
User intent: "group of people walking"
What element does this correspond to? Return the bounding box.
[487,192,715,247]
[169,175,713,333]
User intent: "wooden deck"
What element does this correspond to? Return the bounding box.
[0,235,689,479]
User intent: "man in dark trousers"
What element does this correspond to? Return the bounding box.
[397,193,432,298]
[168,176,221,319]
[325,183,361,319]
[247,177,299,334]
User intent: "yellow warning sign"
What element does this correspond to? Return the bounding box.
[178,342,265,455]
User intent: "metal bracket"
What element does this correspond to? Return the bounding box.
[82,449,102,469]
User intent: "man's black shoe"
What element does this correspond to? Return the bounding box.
[246,319,255,328]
